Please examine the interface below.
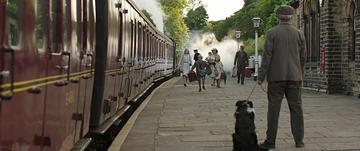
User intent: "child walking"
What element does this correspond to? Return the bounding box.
[191,55,207,92]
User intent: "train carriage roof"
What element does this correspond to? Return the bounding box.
[126,0,175,45]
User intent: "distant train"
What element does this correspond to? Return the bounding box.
[0,0,175,150]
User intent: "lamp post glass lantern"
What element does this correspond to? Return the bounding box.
[252,17,261,28]
[235,29,241,50]
[235,30,241,39]
[252,17,260,81]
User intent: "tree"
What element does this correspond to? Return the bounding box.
[186,0,203,11]
[159,0,189,50]
[184,5,209,30]
[210,0,290,42]
[141,9,156,26]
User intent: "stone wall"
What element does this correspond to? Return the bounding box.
[290,0,360,95]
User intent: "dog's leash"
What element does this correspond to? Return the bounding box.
[246,83,267,101]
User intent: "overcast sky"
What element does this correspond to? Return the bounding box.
[202,0,244,21]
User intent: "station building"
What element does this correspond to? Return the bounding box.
[289,0,360,95]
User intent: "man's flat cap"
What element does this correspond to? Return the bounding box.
[276,5,295,15]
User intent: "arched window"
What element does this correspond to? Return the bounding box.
[347,1,356,61]
[303,0,320,62]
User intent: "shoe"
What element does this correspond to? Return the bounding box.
[241,82,244,85]
[259,141,275,149]
[184,84,187,87]
[296,142,305,148]
[202,86,206,90]
[199,88,202,92]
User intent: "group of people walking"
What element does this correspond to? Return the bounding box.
[178,48,224,92]
[178,5,306,150]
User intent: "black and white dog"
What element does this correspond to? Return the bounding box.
[232,100,259,151]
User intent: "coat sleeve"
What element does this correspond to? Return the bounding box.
[258,31,273,81]
[191,62,196,71]
[299,31,307,80]
[178,54,183,67]
[234,51,238,65]
[190,54,193,65]
[245,52,249,65]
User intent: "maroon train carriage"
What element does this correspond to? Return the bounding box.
[0,0,176,150]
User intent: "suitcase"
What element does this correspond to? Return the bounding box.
[188,71,197,82]
[221,72,227,85]
[245,68,252,78]
[232,67,238,77]
[174,68,181,76]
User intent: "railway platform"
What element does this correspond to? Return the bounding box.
[108,77,360,151]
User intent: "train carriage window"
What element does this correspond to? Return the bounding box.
[133,21,137,62]
[35,0,45,50]
[146,29,149,59]
[63,0,71,50]
[142,28,146,60]
[150,35,153,59]
[130,21,134,60]
[151,34,153,59]
[76,0,82,50]
[88,0,95,51]
[6,0,22,47]
[50,0,60,52]
[137,23,142,61]
[117,12,123,59]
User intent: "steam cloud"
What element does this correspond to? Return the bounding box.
[187,31,241,72]
[132,0,165,32]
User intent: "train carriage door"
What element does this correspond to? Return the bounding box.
[79,0,96,140]
[69,0,96,143]
[126,20,134,101]
[116,2,126,109]
[0,0,51,150]
[40,0,92,150]
[137,22,144,91]
[133,21,140,95]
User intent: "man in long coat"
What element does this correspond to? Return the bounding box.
[257,5,306,149]
[234,45,248,84]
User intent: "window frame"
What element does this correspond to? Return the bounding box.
[6,0,23,49]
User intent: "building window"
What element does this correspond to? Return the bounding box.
[349,2,356,61]
[358,0,360,13]
[304,0,320,63]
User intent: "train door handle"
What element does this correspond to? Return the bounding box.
[0,70,10,77]
[84,53,93,68]
[0,47,15,100]
[62,52,71,81]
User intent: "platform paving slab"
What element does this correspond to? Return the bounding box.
[109,77,360,151]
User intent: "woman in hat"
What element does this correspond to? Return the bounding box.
[211,48,223,88]
[178,48,192,87]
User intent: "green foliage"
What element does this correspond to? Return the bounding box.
[243,35,265,55]
[7,0,19,14]
[36,0,45,48]
[184,5,208,30]
[159,0,189,50]
[209,0,289,41]
[141,9,156,26]
[186,0,203,11]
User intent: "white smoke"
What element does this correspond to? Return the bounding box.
[187,31,241,72]
[132,0,165,32]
